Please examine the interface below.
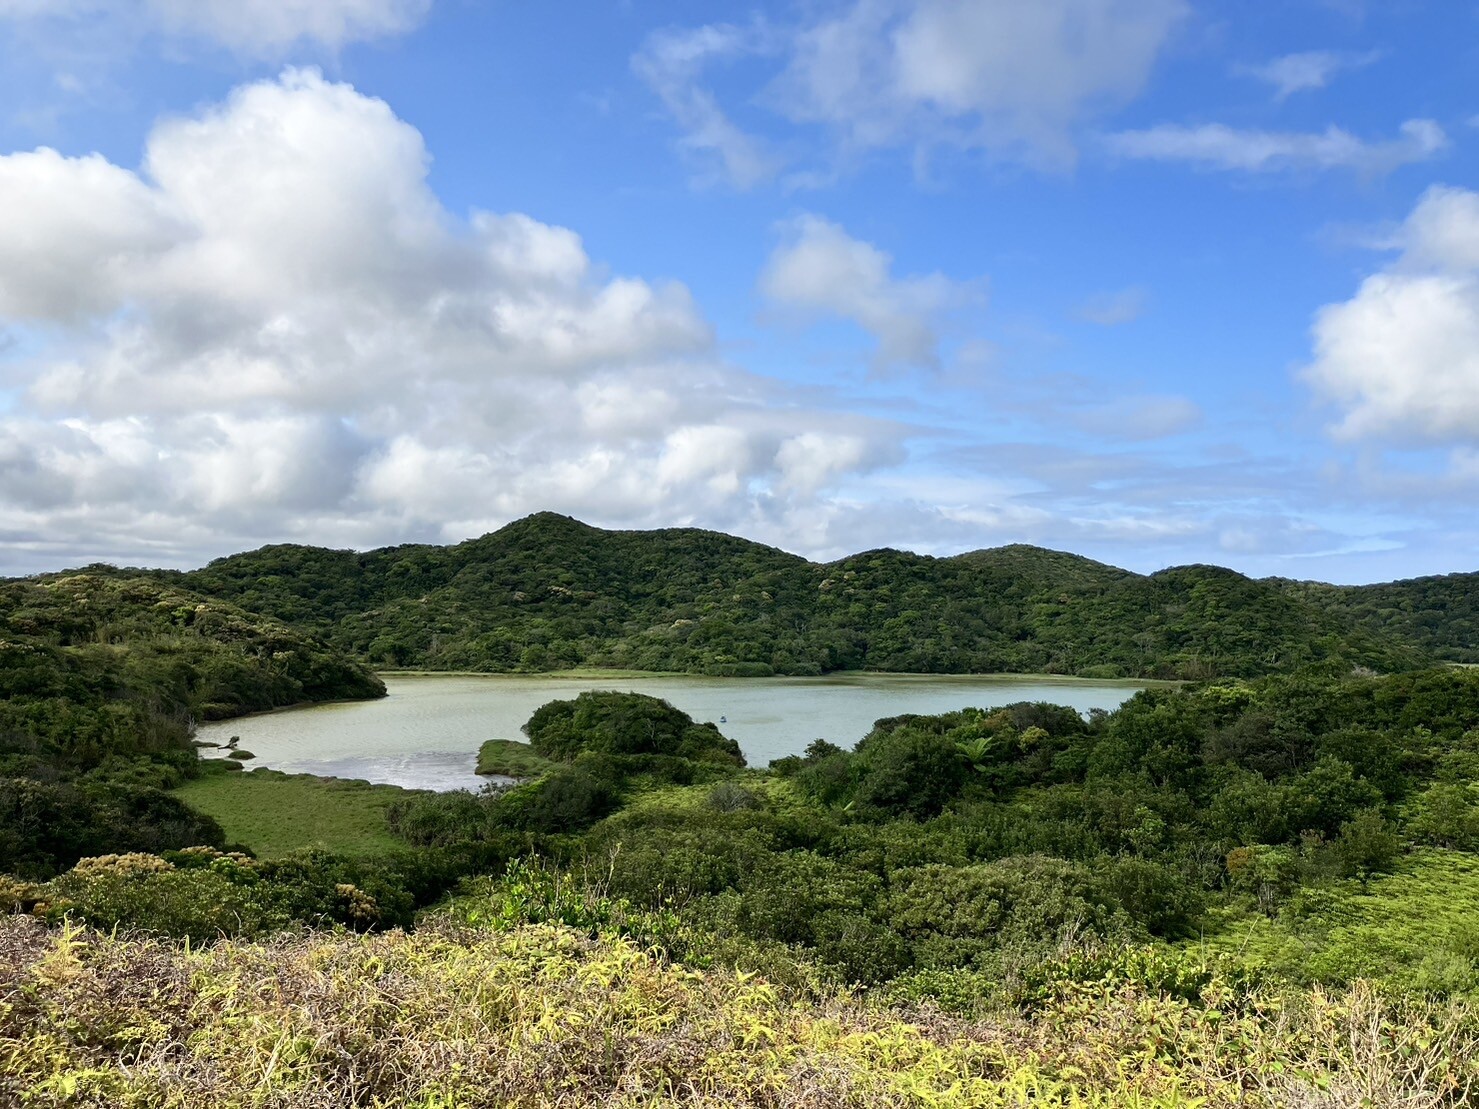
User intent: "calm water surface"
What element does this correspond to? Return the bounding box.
[196,673,1149,792]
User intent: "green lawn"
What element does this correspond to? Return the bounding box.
[174,768,414,858]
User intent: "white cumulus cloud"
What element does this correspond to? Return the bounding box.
[0,69,907,570]
[0,147,182,321]
[775,432,874,494]
[1305,186,1479,443]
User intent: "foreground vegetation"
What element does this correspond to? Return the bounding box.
[12,665,1479,988]
[5,905,1475,1108]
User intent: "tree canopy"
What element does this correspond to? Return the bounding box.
[153,512,1434,680]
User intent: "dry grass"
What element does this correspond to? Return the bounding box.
[1,913,1475,1108]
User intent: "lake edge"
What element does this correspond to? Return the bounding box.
[195,672,1157,792]
[375,667,1181,686]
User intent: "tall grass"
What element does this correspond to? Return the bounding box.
[2,911,1475,1108]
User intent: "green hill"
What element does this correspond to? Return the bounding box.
[0,572,385,877]
[173,512,1426,680]
[1,571,385,721]
[1279,572,1479,664]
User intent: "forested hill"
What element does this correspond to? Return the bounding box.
[167,512,1430,680]
[1278,572,1479,665]
[0,573,385,877]
[2,572,386,718]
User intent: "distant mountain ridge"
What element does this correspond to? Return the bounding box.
[130,511,1445,681]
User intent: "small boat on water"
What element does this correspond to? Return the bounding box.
[719,715,727,723]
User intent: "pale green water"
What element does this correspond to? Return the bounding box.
[196,673,1149,792]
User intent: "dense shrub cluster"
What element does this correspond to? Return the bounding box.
[392,692,745,841]
[525,690,745,765]
[443,669,1479,994]
[9,657,1479,1000]
[4,842,519,942]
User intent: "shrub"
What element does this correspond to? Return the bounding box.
[45,858,290,941]
[1334,808,1402,882]
[708,781,761,812]
[812,909,911,984]
[1094,855,1203,937]
[887,855,1124,971]
[1409,782,1479,849]
[524,691,744,766]
[494,766,620,834]
[596,825,770,905]
[849,727,963,819]
[733,852,881,948]
[1226,844,1301,916]
[0,776,226,879]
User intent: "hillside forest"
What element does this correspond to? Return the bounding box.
[165,512,1461,679]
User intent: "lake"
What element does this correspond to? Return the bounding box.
[195,672,1151,791]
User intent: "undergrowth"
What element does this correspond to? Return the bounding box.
[1195,849,1479,996]
[2,906,1476,1108]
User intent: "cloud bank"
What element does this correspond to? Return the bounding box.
[0,69,907,569]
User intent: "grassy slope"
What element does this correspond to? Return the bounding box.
[5,911,1476,1108]
[173,769,411,858]
[1194,849,1479,989]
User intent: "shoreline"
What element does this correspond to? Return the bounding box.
[373,667,1180,686]
[195,669,1171,731]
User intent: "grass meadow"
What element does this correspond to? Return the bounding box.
[173,769,413,858]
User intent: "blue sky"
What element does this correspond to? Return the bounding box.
[0,0,1476,582]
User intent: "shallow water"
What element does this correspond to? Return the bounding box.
[196,672,1149,792]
